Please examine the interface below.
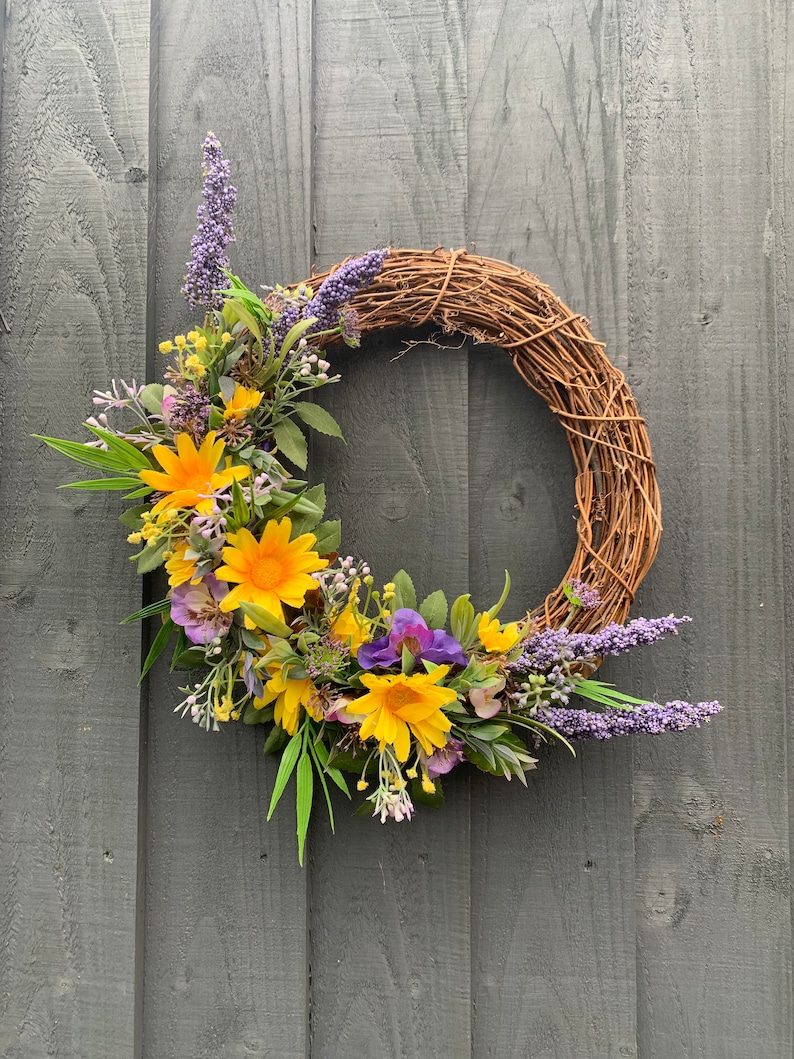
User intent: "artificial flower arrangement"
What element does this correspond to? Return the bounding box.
[38,135,720,861]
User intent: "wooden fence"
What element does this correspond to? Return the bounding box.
[1,0,791,1056]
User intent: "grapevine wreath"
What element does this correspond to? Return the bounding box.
[40,135,719,861]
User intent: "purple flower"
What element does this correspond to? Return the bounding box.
[170,573,232,645]
[164,385,211,442]
[357,609,468,671]
[182,133,237,311]
[271,249,389,351]
[420,738,465,777]
[538,700,722,741]
[565,577,602,610]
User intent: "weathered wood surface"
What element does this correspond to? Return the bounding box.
[1,0,791,1056]
[0,1,149,1057]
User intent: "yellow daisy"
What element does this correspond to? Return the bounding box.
[255,667,321,736]
[221,382,264,421]
[330,602,371,658]
[139,431,248,515]
[164,542,201,588]
[355,667,456,762]
[216,517,328,623]
[477,614,522,653]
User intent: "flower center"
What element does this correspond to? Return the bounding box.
[250,556,282,590]
[386,686,416,711]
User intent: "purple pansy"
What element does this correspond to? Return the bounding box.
[357,608,468,670]
[420,738,466,777]
[170,573,232,645]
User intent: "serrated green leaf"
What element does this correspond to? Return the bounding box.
[263,723,290,755]
[118,504,150,530]
[272,419,308,470]
[295,752,314,865]
[139,617,175,682]
[293,401,345,440]
[419,589,448,630]
[312,519,341,556]
[391,569,417,612]
[238,601,293,638]
[135,538,169,574]
[266,731,302,818]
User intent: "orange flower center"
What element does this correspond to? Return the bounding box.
[250,556,282,590]
[385,686,417,711]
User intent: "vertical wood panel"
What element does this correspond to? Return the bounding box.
[309,2,471,1054]
[142,3,313,1056]
[468,2,638,1054]
[622,0,793,1055]
[0,1,149,1056]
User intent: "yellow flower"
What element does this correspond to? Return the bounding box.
[421,775,436,794]
[174,334,186,349]
[356,779,369,791]
[139,431,249,515]
[127,531,143,544]
[221,331,232,343]
[165,542,201,587]
[194,335,208,352]
[184,354,206,377]
[477,614,522,653]
[354,667,456,762]
[158,340,173,354]
[187,330,200,343]
[216,517,328,623]
[255,667,321,735]
[221,382,264,421]
[330,602,371,658]
[214,695,234,722]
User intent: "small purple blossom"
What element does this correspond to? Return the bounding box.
[164,386,211,442]
[170,573,232,645]
[513,615,692,673]
[183,133,237,311]
[357,609,468,670]
[565,577,602,610]
[271,249,389,351]
[538,700,722,741]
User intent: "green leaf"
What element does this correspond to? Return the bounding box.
[223,298,262,343]
[280,316,317,359]
[241,628,269,651]
[266,730,303,818]
[272,419,308,470]
[487,570,512,620]
[312,738,351,798]
[468,722,509,741]
[139,617,176,682]
[33,434,132,471]
[419,589,448,630]
[411,776,445,809]
[450,593,476,643]
[391,569,417,612]
[61,476,143,490]
[312,519,341,556]
[82,426,153,471]
[231,477,250,527]
[243,702,273,725]
[121,598,170,624]
[135,538,169,574]
[238,601,293,639]
[122,485,154,500]
[574,678,650,710]
[139,383,164,415]
[118,504,150,530]
[218,375,236,404]
[295,752,314,865]
[293,402,345,440]
[288,484,327,536]
[263,724,290,755]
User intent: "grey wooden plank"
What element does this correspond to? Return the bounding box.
[309,339,471,1059]
[142,3,313,1056]
[308,4,470,1053]
[0,2,149,1056]
[623,1,792,1055]
[468,2,638,1055]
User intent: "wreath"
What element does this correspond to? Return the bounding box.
[38,135,719,862]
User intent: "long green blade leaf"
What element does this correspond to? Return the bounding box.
[295,752,314,866]
[60,476,144,490]
[121,598,170,624]
[266,731,303,820]
[33,434,130,471]
[139,617,176,683]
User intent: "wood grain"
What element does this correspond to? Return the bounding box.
[308,3,470,1051]
[0,1,149,1056]
[468,2,638,1054]
[142,3,313,1056]
[622,0,793,1054]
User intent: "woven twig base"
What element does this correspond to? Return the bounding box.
[302,247,662,634]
